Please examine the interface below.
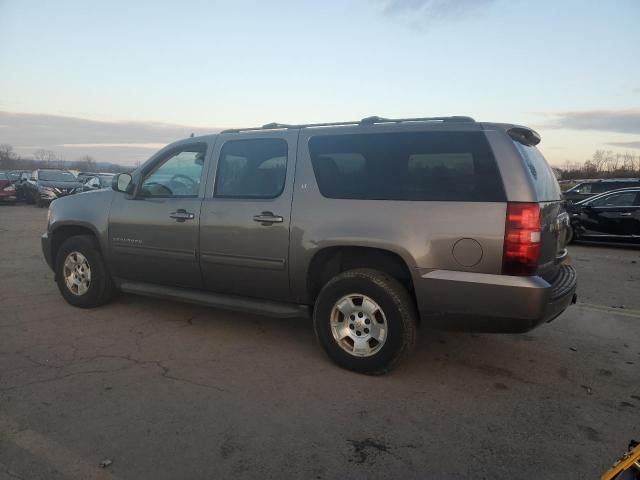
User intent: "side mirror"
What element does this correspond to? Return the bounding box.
[583,203,593,209]
[112,173,134,194]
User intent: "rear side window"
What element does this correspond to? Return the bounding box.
[215,138,287,198]
[308,131,505,201]
[512,142,561,201]
[591,183,610,194]
[590,191,638,207]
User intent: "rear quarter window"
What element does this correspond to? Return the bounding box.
[308,131,505,202]
[512,142,561,201]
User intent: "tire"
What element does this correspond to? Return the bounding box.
[313,268,418,375]
[55,235,114,308]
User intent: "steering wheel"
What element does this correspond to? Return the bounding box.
[168,174,198,194]
[142,181,173,196]
[169,174,197,187]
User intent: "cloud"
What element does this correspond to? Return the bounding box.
[376,0,497,25]
[545,109,640,135]
[0,111,221,165]
[606,141,640,150]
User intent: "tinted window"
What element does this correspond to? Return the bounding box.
[141,144,206,197]
[512,142,561,201]
[590,191,638,207]
[39,170,76,182]
[309,131,505,201]
[215,139,287,198]
[0,172,7,180]
[591,183,610,194]
[570,183,592,194]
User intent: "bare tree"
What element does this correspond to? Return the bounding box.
[69,155,97,172]
[0,144,17,169]
[33,149,58,165]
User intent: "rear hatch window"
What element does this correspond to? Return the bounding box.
[512,141,561,201]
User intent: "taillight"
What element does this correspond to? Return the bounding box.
[502,202,541,276]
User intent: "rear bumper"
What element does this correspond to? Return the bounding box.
[415,265,577,333]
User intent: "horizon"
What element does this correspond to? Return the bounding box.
[1,0,639,166]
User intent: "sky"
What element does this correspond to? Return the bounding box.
[1,0,639,166]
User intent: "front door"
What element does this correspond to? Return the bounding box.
[199,132,297,302]
[109,141,210,288]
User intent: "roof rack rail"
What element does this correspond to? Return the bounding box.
[220,115,475,133]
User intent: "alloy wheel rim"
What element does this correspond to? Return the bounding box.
[63,251,91,296]
[329,294,387,357]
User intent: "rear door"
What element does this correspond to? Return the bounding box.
[199,131,298,302]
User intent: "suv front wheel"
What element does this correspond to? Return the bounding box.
[313,269,418,375]
[55,235,114,308]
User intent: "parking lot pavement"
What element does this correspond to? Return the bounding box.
[0,205,638,480]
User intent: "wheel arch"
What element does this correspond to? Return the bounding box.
[51,223,103,267]
[305,245,416,304]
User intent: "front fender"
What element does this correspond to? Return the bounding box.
[48,190,115,263]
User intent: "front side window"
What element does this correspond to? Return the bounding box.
[590,191,638,207]
[214,138,287,198]
[309,131,505,201]
[140,144,206,197]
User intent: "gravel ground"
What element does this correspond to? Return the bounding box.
[1,204,639,480]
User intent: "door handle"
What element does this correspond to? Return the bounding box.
[170,209,195,222]
[253,212,284,224]
[619,212,632,216]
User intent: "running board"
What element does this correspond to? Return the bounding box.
[118,281,310,319]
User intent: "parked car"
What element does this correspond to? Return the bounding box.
[0,171,17,204]
[563,178,640,203]
[76,171,100,183]
[42,115,576,374]
[81,173,115,192]
[24,169,83,207]
[567,187,640,244]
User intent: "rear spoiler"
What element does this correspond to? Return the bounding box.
[507,127,541,146]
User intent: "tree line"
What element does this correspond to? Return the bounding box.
[557,150,640,180]
[0,144,130,173]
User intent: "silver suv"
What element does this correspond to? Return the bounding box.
[42,115,577,374]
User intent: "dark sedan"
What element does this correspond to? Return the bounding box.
[563,178,640,203]
[568,187,640,245]
[24,169,83,207]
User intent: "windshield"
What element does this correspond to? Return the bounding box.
[39,170,77,182]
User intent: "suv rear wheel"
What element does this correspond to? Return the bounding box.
[55,235,114,308]
[313,268,417,374]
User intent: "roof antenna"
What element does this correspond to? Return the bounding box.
[189,133,194,138]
